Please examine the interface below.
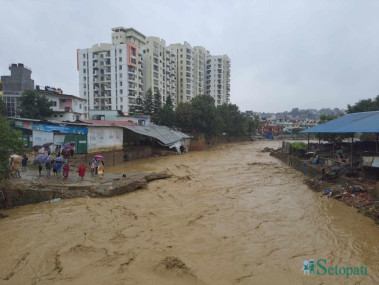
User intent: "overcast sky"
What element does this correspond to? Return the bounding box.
[1,0,378,112]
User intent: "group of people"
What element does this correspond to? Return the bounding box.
[38,160,70,179]
[89,159,105,179]
[36,158,105,180]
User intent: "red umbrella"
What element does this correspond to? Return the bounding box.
[93,155,104,161]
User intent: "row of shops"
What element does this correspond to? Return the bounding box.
[12,118,191,154]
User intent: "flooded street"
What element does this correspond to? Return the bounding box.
[0,141,378,284]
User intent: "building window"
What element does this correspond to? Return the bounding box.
[120,105,123,110]
[83,61,86,66]
[120,97,123,102]
[119,73,122,78]
[120,81,123,86]
[119,65,122,70]
[51,101,57,107]
[60,115,63,117]
[120,89,123,94]
[54,115,57,118]
[119,57,122,62]
[83,84,87,88]
[119,49,122,53]
[79,104,82,109]
[83,54,86,58]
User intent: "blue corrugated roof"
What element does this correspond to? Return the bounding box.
[300,111,379,133]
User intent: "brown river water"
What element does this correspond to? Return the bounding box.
[0,141,378,285]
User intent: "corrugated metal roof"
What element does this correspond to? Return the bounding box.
[300,111,379,133]
[122,124,192,145]
[80,120,137,127]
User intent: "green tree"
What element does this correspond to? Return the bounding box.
[347,95,379,113]
[0,116,25,180]
[176,102,193,131]
[165,94,173,108]
[153,90,162,114]
[18,90,53,119]
[0,99,6,117]
[143,89,154,115]
[157,98,176,127]
[130,95,144,115]
[191,95,222,136]
[217,103,248,136]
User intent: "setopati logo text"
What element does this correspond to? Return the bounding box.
[302,259,367,278]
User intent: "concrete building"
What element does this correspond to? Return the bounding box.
[77,27,145,115]
[206,55,231,106]
[78,27,231,110]
[1,63,34,117]
[142,37,177,105]
[193,46,209,97]
[169,42,194,104]
[35,89,86,122]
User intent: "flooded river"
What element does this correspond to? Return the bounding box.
[0,141,378,284]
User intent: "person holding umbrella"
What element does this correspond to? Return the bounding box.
[45,159,52,179]
[56,161,62,178]
[21,155,28,172]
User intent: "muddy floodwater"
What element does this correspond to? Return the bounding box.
[0,141,378,284]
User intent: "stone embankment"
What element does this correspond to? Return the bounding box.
[0,171,171,209]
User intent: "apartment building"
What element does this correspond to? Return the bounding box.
[142,37,177,105]
[77,27,145,115]
[169,42,195,104]
[206,54,231,106]
[193,46,209,97]
[78,27,231,112]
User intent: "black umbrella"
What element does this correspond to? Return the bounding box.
[42,143,53,147]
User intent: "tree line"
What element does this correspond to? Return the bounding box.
[130,89,260,137]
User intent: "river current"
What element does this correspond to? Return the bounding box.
[0,141,378,284]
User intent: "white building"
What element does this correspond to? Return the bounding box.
[142,37,177,105]
[169,42,194,104]
[77,27,145,115]
[193,46,209,97]
[78,27,231,111]
[206,55,231,106]
[36,89,86,122]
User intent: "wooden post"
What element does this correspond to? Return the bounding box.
[307,133,310,153]
[332,134,335,166]
[351,134,354,170]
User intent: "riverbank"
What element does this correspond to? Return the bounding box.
[0,169,171,209]
[270,149,379,224]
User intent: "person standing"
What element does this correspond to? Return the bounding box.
[89,159,95,176]
[45,160,52,179]
[63,162,70,179]
[78,163,86,180]
[21,155,28,172]
[94,159,99,175]
[98,162,104,179]
[55,146,61,158]
[14,161,21,178]
[70,144,74,157]
[38,162,43,176]
[56,162,62,178]
[52,160,57,176]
